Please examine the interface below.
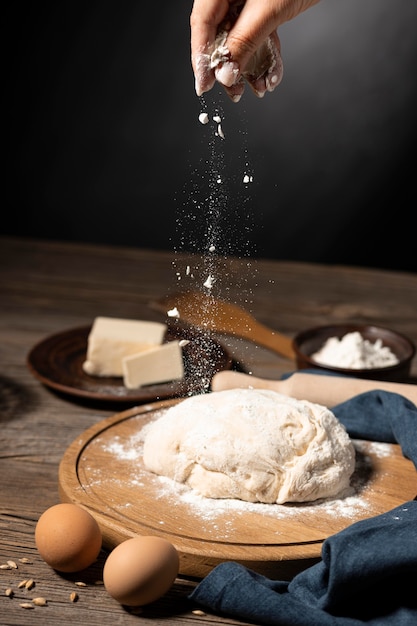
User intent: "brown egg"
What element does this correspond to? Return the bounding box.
[103,536,179,606]
[35,503,102,572]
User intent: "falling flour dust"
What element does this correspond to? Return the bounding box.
[171,95,258,311]
[164,94,264,387]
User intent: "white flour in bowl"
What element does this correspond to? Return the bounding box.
[311,331,399,369]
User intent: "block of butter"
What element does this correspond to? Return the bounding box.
[122,340,184,389]
[83,316,167,377]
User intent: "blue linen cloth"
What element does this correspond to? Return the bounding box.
[189,388,417,625]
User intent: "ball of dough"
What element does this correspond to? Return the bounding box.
[143,389,355,504]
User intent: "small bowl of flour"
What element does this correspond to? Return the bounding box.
[292,324,415,382]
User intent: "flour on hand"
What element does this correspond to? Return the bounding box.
[142,389,355,505]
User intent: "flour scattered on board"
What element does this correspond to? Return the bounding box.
[90,429,394,536]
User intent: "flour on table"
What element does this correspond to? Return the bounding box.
[142,389,355,504]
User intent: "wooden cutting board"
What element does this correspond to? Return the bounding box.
[59,399,417,580]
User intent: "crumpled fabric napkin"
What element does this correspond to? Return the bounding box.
[189,388,417,625]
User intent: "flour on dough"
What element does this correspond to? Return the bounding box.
[142,389,355,504]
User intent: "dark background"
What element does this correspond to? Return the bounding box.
[6,1,417,273]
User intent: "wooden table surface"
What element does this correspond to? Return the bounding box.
[1,236,416,625]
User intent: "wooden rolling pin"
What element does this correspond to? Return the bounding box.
[211,371,417,407]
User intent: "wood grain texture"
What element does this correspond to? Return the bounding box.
[58,401,417,580]
[1,236,416,625]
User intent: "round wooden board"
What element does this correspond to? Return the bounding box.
[59,399,417,580]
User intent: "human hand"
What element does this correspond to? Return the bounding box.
[190,0,321,101]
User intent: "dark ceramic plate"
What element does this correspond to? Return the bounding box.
[27,322,232,403]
